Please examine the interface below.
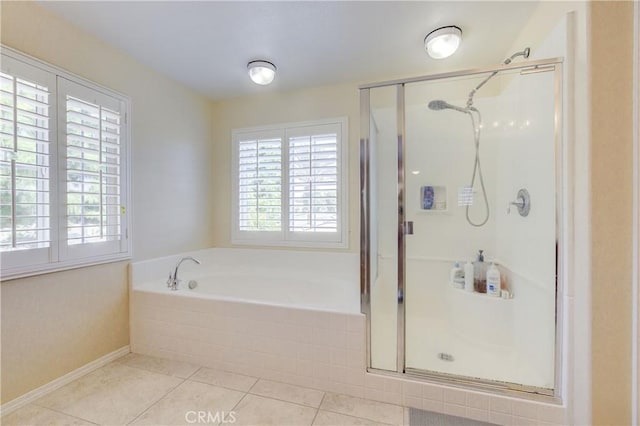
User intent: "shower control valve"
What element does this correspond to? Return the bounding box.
[507,188,531,217]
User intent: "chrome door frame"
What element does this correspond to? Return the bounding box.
[359,57,564,402]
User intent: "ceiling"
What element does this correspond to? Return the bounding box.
[38,1,540,101]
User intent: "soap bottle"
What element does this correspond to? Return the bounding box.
[486,263,501,297]
[474,250,487,293]
[450,262,464,289]
[464,261,474,292]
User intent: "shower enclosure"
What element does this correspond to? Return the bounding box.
[360,56,563,397]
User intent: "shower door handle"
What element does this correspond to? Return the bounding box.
[403,221,414,235]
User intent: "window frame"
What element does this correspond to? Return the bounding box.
[1,46,132,280]
[231,117,348,249]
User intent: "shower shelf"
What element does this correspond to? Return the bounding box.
[449,285,513,300]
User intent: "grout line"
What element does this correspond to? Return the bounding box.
[227,391,249,420]
[21,404,100,425]
[242,392,323,410]
[319,392,405,424]
[310,393,326,425]
[246,377,261,393]
[185,377,257,395]
[186,369,259,394]
[113,359,181,377]
[125,378,186,425]
[186,366,204,380]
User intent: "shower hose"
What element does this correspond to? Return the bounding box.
[466,107,490,227]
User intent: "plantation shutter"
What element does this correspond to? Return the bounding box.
[0,49,131,279]
[287,123,341,241]
[0,57,55,267]
[232,119,346,247]
[58,78,127,260]
[237,131,282,234]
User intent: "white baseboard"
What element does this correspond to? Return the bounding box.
[1,345,130,416]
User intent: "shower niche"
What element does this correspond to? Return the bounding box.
[361,56,562,397]
[419,185,447,211]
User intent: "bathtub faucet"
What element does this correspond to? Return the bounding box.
[167,256,201,291]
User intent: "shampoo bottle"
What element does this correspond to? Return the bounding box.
[474,250,487,293]
[486,263,501,297]
[450,262,464,289]
[464,261,474,292]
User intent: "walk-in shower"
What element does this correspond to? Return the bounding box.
[360,53,563,398]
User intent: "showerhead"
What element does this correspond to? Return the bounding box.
[428,99,468,114]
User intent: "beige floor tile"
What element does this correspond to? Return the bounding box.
[116,353,200,378]
[232,394,317,426]
[320,393,404,425]
[131,380,244,425]
[1,404,95,426]
[35,362,182,425]
[250,379,324,408]
[313,410,392,426]
[190,367,258,392]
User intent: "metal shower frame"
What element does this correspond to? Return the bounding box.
[359,56,564,401]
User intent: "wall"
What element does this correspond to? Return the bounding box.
[590,2,634,425]
[210,84,360,252]
[0,2,216,403]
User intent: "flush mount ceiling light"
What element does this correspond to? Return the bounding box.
[424,26,462,59]
[247,60,276,85]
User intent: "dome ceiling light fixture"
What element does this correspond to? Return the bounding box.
[424,26,462,59]
[247,60,277,85]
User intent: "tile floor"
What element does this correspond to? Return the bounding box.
[2,353,409,426]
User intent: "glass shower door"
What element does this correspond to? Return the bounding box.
[366,85,400,372]
[403,67,559,391]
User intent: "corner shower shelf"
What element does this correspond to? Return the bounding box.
[450,284,513,300]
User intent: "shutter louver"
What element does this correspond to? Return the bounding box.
[0,72,51,251]
[288,133,338,233]
[238,137,282,231]
[65,96,121,245]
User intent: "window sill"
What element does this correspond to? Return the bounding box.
[0,253,132,281]
[231,238,348,250]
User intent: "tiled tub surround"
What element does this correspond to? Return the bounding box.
[130,248,364,394]
[130,249,567,425]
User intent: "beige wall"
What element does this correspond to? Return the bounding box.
[211,84,360,252]
[590,2,635,425]
[0,2,216,403]
[1,262,129,402]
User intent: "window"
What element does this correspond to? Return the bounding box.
[1,48,131,279]
[232,118,347,248]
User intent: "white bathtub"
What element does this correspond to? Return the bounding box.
[132,248,360,313]
[129,248,367,393]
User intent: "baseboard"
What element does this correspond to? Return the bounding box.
[0,345,130,416]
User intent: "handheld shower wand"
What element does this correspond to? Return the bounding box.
[427,48,531,227]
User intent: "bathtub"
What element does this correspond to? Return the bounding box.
[129,248,367,394]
